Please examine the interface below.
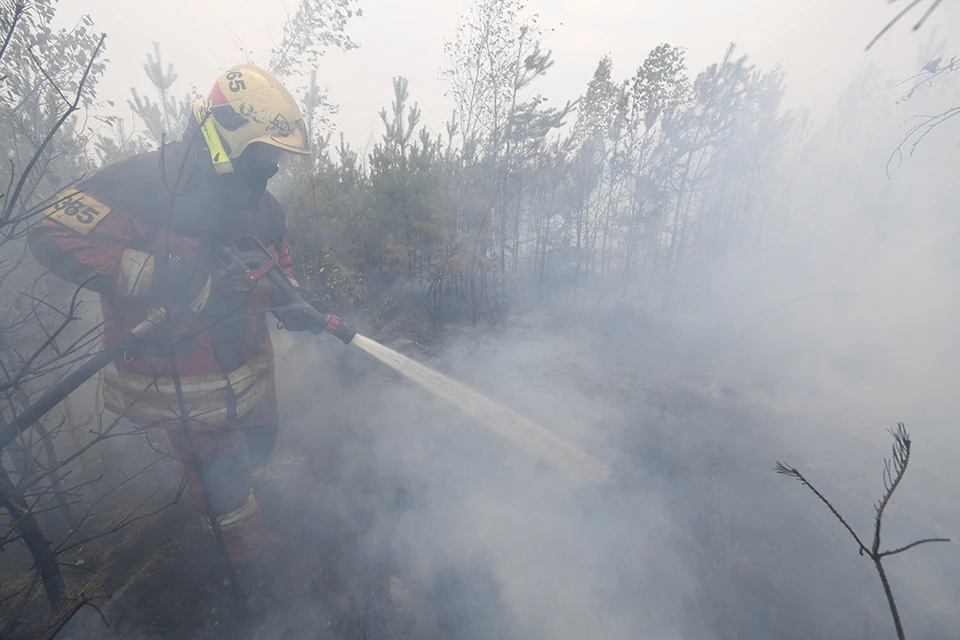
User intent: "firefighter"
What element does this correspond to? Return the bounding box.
[28,64,343,566]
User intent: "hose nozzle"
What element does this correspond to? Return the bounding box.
[322,315,357,345]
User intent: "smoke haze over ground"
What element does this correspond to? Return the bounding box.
[2,1,960,639]
[262,300,960,639]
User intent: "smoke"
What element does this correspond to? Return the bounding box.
[11,9,959,639]
[270,326,708,640]
[265,281,959,639]
[257,61,960,640]
[707,77,960,478]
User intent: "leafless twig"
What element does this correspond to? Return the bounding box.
[866,0,947,51]
[886,105,960,175]
[776,423,951,640]
[30,592,111,640]
[0,462,65,611]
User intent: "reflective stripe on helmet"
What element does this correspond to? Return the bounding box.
[195,102,235,174]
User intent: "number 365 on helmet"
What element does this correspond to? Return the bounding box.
[193,64,311,174]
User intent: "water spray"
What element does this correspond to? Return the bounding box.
[218,238,611,485]
[349,334,611,485]
[2,238,611,488]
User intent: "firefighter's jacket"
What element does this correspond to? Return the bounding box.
[28,137,296,427]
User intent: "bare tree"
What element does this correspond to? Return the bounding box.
[0,4,190,633]
[776,424,951,640]
[0,0,106,616]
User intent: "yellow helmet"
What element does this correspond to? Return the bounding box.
[194,64,310,174]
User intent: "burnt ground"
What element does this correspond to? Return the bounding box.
[3,306,959,639]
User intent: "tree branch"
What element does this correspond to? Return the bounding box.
[1,32,105,224]
[867,0,945,51]
[0,0,26,65]
[880,536,951,557]
[0,463,65,612]
[26,46,71,106]
[778,424,950,640]
[872,423,910,556]
[775,461,870,554]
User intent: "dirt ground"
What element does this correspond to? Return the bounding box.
[3,307,958,639]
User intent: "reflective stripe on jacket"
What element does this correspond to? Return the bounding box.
[102,355,274,425]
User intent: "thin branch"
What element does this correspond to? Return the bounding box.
[54,457,165,553]
[0,463,65,611]
[3,572,39,635]
[880,536,951,557]
[872,556,905,640]
[26,47,70,105]
[775,461,870,554]
[11,279,87,388]
[895,55,958,102]
[55,486,179,555]
[778,424,950,640]
[872,423,910,556]
[1,33,105,224]
[31,593,108,640]
[4,174,87,230]
[886,105,960,176]
[0,0,26,65]
[912,0,946,31]
[3,159,15,216]
[26,422,79,528]
[866,0,926,51]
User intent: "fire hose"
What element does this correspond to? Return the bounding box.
[2,236,609,485]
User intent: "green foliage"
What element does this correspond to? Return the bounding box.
[299,68,335,150]
[574,55,619,144]
[0,3,107,619]
[269,0,361,79]
[86,0,798,332]
[0,0,107,216]
[92,112,149,167]
[631,43,688,131]
[127,42,197,147]
[276,29,791,329]
[443,0,551,147]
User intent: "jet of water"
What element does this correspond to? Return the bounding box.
[350,334,611,485]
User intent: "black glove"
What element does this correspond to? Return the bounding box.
[271,286,323,331]
[272,287,356,344]
[150,253,211,313]
[297,287,329,314]
[272,306,317,332]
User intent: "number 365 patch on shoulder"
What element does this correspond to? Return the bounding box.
[42,188,111,236]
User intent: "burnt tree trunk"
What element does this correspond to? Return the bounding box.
[0,462,65,612]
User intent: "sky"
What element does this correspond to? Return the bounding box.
[59,0,960,154]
